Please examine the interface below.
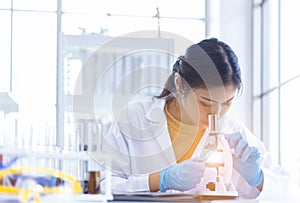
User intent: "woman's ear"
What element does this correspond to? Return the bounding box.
[174,73,183,94]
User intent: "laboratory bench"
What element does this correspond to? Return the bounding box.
[0,193,299,203]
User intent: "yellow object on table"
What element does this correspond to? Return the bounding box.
[0,167,82,203]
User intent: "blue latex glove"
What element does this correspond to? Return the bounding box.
[227,132,264,187]
[160,159,205,192]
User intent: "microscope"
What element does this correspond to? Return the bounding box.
[197,114,238,199]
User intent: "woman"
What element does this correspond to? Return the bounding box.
[99,38,299,199]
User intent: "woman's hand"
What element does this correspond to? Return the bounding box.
[159,159,205,192]
[227,132,264,188]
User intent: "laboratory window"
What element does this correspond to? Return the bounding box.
[252,0,300,185]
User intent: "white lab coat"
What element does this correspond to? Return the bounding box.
[98,98,300,200]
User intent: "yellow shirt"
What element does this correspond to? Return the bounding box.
[164,105,205,163]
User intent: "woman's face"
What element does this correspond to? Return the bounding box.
[179,85,236,128]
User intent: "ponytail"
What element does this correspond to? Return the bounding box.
[156,59,181,99]
[156,71,176,99]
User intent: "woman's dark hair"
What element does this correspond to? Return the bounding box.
[156,38,242,98]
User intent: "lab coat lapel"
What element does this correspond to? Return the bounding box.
[145,99,176,166]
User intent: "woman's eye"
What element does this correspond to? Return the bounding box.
[200,101,212,107]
